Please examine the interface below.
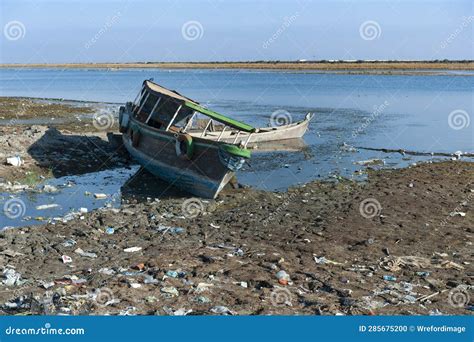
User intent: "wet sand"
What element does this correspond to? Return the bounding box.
[0,97,472,316]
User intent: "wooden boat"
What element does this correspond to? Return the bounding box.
[189,113,313,145]
[118,80,254,199]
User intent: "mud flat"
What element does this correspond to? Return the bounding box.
[1,61,473,75]
[0,96,472,316]
[0,161,472,316]
[0,97,124,185]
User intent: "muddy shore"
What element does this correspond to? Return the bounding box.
[0,97,123,185]
[0,161,472,316]
[0,97,472,316]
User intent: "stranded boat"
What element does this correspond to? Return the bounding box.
[188,113,313,145]
[118,80,255,198]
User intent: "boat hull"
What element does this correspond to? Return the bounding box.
[122,118,235,199]
[189,113,313,144]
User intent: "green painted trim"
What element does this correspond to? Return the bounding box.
[185,101,255,133]
[220,144,251,159]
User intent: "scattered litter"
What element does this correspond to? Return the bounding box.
[105,227,115,235]
[210,223,220,228]
[62,239,77,248]
[74,248,98,258]
[276,270,290,285]
[2,268,24,286]
[144,275,158,284]
[195,283,214,293]
[165,270,186,278]
[233,248,244,257]
[210,306,234,315]
[133,263,145,271]
[383,275,397,281]
[195,296,211,303]
[98,268,115,275]
[449,211,466,217]
[380,255,464,272]
[157,225,185,234]
[61,255,73,263]
[354,159,384,166]
[94,193,107,199]
[123,247,142,253]
[145,296,157,303]
[41,281,55,289]
[416,271,430,277]
[79,207,88,214]
[42,184,58,193]
[130,283,142,289]
[313,255,343,265]
[6,156,23,167]
[119,306,137,316]
[341,142,357,152]
[36,204,60,210]
[166,270,179,278]
[173,308,192,316]
[161,287,179,297]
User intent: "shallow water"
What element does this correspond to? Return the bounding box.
[0,68,473,228]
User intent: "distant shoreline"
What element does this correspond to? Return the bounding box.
[1,61,473,72]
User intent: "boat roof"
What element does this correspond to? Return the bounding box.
[144,80,255,133]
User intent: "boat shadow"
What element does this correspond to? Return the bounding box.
[27,127,128,178]
[120,166,195,202]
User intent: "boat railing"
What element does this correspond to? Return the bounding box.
[130,81,256,147]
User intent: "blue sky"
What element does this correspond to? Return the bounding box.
[0,0,472,63]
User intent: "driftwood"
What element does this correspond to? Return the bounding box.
[356,146,474,158]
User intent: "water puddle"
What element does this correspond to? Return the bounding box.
[1,166,139,229]
[3,146,470,230]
